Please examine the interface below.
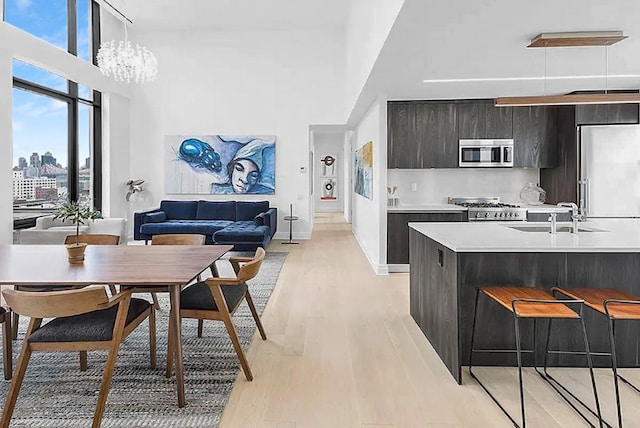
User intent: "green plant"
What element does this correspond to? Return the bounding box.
[54,200,102,245]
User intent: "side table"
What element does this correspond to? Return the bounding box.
[282,203,299,245]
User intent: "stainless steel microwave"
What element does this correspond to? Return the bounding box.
[458,139,514,167]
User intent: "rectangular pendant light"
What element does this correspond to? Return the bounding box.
[495,93,640,107]
[528,31,627,48]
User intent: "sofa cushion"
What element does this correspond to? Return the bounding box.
[159,200,198,220]
[236,201,269,221]
[254,212,267,226]
[140,220,233,236]
[144,212,167,223]
[196,201,236,221]
[213,221,269,244]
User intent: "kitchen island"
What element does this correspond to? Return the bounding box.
[409,219,640,383]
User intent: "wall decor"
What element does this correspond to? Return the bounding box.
[354,141,373,200]
[320,154,337,177]
[165,135,276,195]
[320,153,338,201]
[321,178,337,200]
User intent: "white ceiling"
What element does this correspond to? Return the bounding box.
[348,0,640,123]
[121,0,351,31]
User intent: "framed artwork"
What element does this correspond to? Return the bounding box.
[354,141,373,200]
[320,154,337,201]
[165,135,276,195]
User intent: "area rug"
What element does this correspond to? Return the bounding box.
[0,251,288,427]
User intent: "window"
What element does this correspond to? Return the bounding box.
[3,0,95,60]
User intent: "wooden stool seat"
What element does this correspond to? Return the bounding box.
[481,287,579,318]
[555,287,640,320]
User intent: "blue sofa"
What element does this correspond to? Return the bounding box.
[134,200,277,250]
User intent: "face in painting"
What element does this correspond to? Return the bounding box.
[231,159,260,193]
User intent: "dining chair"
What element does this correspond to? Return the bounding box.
[1,287,156,428]
[0,307,11,380]
[12,233,121,340]
[124,234,207,310]
[169,247,267,381]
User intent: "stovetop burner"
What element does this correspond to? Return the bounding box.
[448,196,527,221]
[456,202,521,208]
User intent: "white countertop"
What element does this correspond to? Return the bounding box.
[387,204,467,213]
[409,219,640,252]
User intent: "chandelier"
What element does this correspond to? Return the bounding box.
[96,1,158,84]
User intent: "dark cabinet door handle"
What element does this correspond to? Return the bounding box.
[438,249,444,267]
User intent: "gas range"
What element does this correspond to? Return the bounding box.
[449,197,527,221]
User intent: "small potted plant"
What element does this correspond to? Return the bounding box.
[54,200,102,263]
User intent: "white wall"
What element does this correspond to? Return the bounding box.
[387,168,540,205]
[314,132,344,212]
[129,29,346,240]
[345,0,405,117]
[352,96,387,274]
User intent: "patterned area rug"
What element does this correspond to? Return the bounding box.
[0,251,287,427]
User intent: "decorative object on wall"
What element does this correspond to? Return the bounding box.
[321,179,337,200]
[125,179,145,201]
[320,154,337,176]
[354,141,373,200]
[96,0,158,84]
[165,135,276,195]
[319,153,338,201]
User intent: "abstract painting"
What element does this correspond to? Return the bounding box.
[354,141,373,200]
[165,135,276,195]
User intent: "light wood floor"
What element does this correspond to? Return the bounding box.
[220,214,640,428]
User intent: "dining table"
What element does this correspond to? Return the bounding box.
[0,243,233,408]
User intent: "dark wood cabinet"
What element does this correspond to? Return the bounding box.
[387,211,467,264]
[513,106,558,168]
[575,103,639,125]
[387,102,458,168]
[458,102,512,139]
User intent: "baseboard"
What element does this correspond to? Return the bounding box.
[352,230,389,276]
[388,264,409,273]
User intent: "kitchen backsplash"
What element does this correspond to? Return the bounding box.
[387,168,540,205]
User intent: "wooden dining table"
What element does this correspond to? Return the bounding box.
[0,243,233,408]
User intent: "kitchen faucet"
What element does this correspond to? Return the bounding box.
[557,202,585,234]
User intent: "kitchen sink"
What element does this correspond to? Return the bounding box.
[507,225,607,233]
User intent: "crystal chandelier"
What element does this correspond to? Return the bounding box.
[96,2,158,84]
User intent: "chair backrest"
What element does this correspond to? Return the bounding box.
[151,234,206,245]
[236,247,266,283]
[64,234,120,245]
[2,287,109,318]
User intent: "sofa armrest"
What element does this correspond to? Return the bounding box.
[133,208,163,241]
[88,218,128,245]
[34,215,69,230]
[264,208,277,236]
[144,212,167,223]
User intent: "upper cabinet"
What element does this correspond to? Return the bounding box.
[575,104,639,125]
[388,102,458,168]
[512,106,558,168]
[388,100,557,169]
[458,102,512,139]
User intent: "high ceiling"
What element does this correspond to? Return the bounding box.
[121,0,351,31]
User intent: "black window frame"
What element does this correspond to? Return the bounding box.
[10,0,103,231]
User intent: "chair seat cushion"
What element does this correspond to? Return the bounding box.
[0,307,5,316]
[140,220,233,236]
[28,298,151,343]
[213,222,269,244]
[180,281,247,312]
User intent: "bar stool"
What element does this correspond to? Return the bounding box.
[469,287,603,428]
[553,287,640,428]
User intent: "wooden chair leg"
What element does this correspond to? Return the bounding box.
[151,293,160,310]
[197,319,204,338]
[1,342,32,427]
[149,307,157,369]
[79,351,88,371]
[92,343,121,428]
[11,313,18,340]
[108,285,118,296]
[221,315,253,381]
[165,308,174,378]
[245,292,266,340]
[2,316,12,380]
